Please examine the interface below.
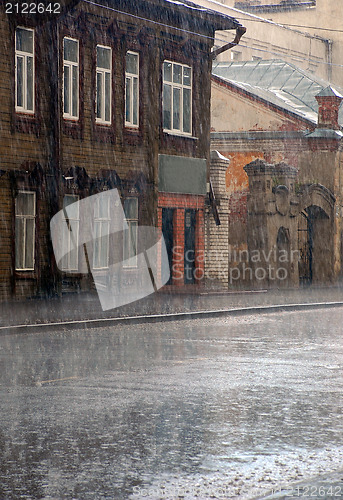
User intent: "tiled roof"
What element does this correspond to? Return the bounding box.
[212,59,343,126]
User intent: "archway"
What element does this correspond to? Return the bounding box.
[298,205,331,285]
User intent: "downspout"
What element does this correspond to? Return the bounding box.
[210,26,246,61]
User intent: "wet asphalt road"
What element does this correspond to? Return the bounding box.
[1,308,343,499]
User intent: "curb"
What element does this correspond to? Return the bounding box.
[1,300,343,335]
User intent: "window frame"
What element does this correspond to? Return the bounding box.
[15,190,36,272]
[95,44,112,125]
[162,60,192,136]
[93,195,110,270]
[125,51,139,129]
[61,194,80,272]
[123,197,138,268]
[15,26,35,115]
[63,36,79,121]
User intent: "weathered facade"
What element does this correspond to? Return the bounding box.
[209,61,343,288]
[0,0,240,300]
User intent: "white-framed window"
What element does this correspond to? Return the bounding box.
[15,27,34,114]
[63,37,79,119]
[93,195,110,269]
[125,51,139,128]
[61,194,79,271]
[96,45,112,124]
[123,197,138,268]
[162,60,192,135]
[15,191,36,271]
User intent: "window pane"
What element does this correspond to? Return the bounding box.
[126,52,138,75]
[133,78,138,125]
[163,61,172,82]
[96,71,102,119]
[105,72,111,122]
[125,76,131,123]
[183,66,191,86]
[68,220,79,269]
[98,197,109,219]
[72,65,78,117]
[97,46,111,70]
[15,218,24,269]
[93,221,101,268]
[64,38,78,62]
[100,224,109,267]
[173,64,182,84]
[61,226,69,270]
[163,83,171,130]
[16,192,35,216]
[183,88,191,134]
[124,198,138,219]
[64,65,70,114]
[16,56,23,107]
[173,87,181,130]
[123,223,137,262]
[130,221,137,258]
[63,195,79,220]
[25,218,35,269]
[16,28,33,53]
[27,56,34,111]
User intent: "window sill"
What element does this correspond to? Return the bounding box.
[96,120,112,127]
[63,116,79,122]
[163,131,198,140]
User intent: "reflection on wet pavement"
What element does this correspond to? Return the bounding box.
[1,309,343,498]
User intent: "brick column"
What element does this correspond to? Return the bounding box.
[205,151,230,288]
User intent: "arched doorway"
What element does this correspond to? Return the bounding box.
[298,205,330,285]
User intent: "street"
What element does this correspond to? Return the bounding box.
[1,307,343,499]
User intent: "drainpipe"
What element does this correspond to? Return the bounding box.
[210,26,246,61]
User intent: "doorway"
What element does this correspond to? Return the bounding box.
[162,208,174,285]
[184,209,196,284]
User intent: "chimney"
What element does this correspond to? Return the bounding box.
[315,86,343,130]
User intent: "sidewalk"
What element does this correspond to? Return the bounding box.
[1,284,343,330]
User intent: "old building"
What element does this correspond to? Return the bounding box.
[209,59,343,287]
[0,0,241,300]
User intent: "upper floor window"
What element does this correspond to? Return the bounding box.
[125,51,139,128]
[63,37,79,120]
[93,195,110,269]
[15,191,36,271]
[15,27,34,114]
[163,61,192,135]
[96,45,112,124]
[61,194,79,271]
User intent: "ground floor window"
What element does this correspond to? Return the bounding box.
[61,194,79,271]
[93,194,110,269]
[15,191,36,271]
